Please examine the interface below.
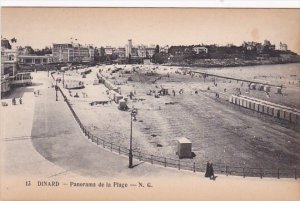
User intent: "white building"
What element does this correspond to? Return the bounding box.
[193,46,208,54]
[18,55,54,65]
[125,39,133,57]
[1,48,18,76]
[116,47,126,58]
[279,42,288,51]
[104,46,115,55]
[1,47,18,96]
[137,45,147,58]
[52,43,95,63]
[146,47,156,57]
[160,45,169,53]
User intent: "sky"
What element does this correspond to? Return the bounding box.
[1,8,300,53]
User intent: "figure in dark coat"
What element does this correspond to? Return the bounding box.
[12,98,16,105]
[209,163,215,180]
[205,162,210,177]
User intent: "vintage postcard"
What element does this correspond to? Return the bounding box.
[1,7,300,201]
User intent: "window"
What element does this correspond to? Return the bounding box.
[9,55,15,61]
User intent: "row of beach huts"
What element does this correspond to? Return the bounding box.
[249,83,282,94]
[96,72,128,110]
[229,95,300,124]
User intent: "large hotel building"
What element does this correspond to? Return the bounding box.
[52,43,95,63]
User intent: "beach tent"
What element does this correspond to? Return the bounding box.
[243,98,248,108]
[296,113,300,124]
[250,83,256,90]
[255,103,260,112]
[114,94,123,104]
[234,96,239,105]
[264,85,271,92]
[229,95,233,103]
[177,137,192,159]
[276,87,282,94]
[259,103,264,113]
[267,106,274,116]
[284,110,291,121]
[279,109,285,119]
[251,102,256,110]
[273,107,280,118]
[263,104,269,114]
[246,100,252,109]
[291,112,297,123]
[118,99,128,111]
[239,97,244,107]
[93,79,99,85]
[257,84,264,91]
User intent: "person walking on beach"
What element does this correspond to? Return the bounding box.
[19,98,22,105]
[209,163,215,180]
[205,162,210,177]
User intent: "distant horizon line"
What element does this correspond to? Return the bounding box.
[3,38,290,50]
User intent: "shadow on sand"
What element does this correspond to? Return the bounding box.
[3,87,35,99]
[132,161,146,168]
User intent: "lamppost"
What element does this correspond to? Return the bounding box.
[55,78,58,101]
[129,108,138,168]
[62,71,65,88]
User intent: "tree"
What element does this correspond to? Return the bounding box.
[152,52,168,64]
[146,51,150,59]
[1,38,11,49]
[43,46,52,54]
[128,54,132,64]
[155,45,160,54]
[94,48,100,62]
[24,46,35,55]
[10,37,17,43]
[35,46,52,55]
[99,47,106,62]
[99,47,105,57]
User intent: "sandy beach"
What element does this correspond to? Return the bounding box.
[54,63,300,174]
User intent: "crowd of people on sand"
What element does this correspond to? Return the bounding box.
[205,162,215,180]
[146,88,186,97]
[144,72,286,103]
